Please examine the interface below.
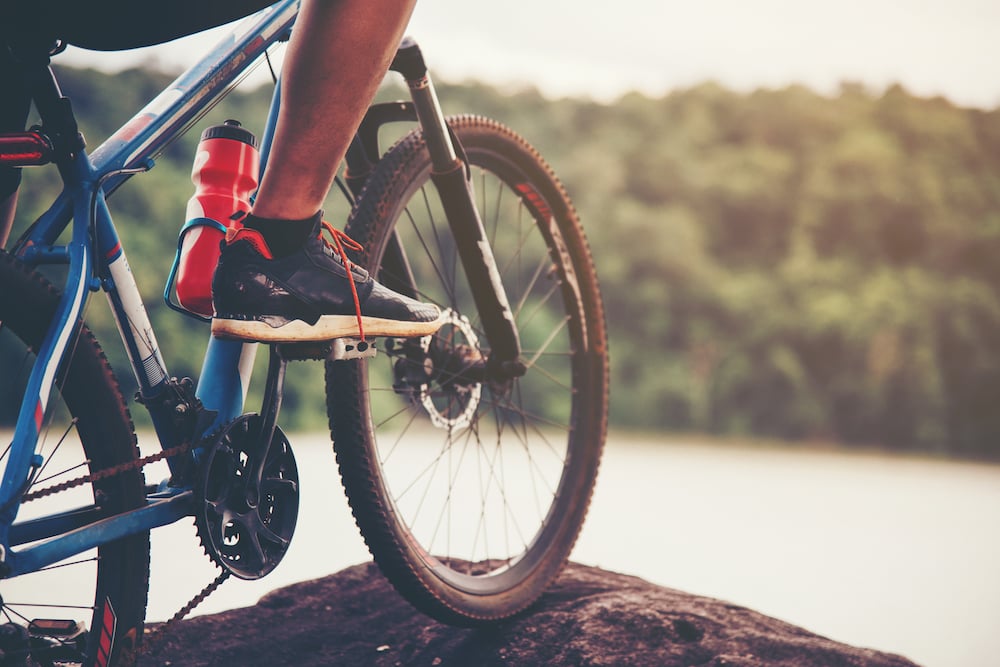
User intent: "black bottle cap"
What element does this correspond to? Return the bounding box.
[200,119,258,148]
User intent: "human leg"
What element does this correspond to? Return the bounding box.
[252,0,417,221]
[211,0,442,342]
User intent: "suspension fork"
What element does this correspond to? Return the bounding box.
[390,38,522,371]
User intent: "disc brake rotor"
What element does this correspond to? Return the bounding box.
[418,308,483,430]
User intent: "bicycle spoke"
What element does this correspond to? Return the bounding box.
[422,429,471,555]
[511,254,556,323]
[34,556,99,572]
[418,185,460,304]
[517,281,562,333]
[525,316,571,369]
[487,172,505,247]
[375,404,424,463]
[521,354,576,394]
[513,386,555,518]
[484,406,531,551]
[475,391,571,433]
[32,461,89,487]
[402,202,455,306]
[31,418,80,486]
[2,601,95,611]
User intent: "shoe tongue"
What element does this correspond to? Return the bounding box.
[307,214,325,236]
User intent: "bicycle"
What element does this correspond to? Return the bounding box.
[0,1,608,664]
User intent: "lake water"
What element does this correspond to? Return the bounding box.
[138,432,999,667]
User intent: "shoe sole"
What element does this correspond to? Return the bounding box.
[211,312,446,343]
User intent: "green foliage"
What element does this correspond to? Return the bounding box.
[11,65,1000,458]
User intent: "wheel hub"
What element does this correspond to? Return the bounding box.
[392,308,484,430]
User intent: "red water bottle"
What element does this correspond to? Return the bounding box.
[174,120,260,317]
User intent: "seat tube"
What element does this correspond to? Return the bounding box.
[196,339,258,431]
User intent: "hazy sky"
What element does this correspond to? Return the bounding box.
[59,0,1000,109]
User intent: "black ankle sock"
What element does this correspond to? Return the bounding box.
[242,211,321,258]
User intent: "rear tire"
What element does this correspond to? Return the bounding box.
[0,251,149,665]
[327,116,608,625]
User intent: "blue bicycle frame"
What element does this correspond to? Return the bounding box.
[0,0,299,579]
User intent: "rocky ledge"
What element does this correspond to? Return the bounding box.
[146,562,919,666]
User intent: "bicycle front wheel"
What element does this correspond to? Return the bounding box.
[0,252,149,665]
[327,116,608,625]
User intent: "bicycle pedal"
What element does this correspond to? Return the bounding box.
[275,337,377,361]
[330,337,377,361]
[28,619,86,640]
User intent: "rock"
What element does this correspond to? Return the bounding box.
[144,562,920,667]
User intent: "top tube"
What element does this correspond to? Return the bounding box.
[89,0,298,193]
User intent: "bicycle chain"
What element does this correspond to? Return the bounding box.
[20,440,194,503]
[140,570,231,657]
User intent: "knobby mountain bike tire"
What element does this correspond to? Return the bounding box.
[327,116,608,626]
[0,251,149,666]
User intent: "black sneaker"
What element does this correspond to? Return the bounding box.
[211,217,443,343]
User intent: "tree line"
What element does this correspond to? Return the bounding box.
[13,64,1000,460]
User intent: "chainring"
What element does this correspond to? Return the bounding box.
[194,414,299,580]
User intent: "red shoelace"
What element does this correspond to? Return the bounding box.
[320,220,366,340]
